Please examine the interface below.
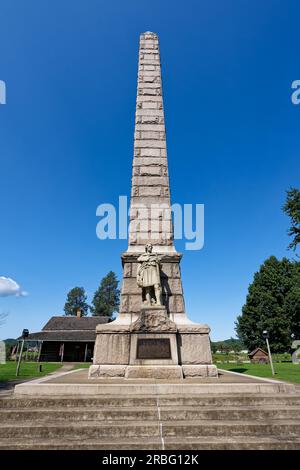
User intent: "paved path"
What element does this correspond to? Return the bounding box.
[46,368,266,384]
[0,363,75,396]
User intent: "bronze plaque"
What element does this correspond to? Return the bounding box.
[137,338,171,359]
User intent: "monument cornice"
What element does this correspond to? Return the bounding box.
[121,251,183,266]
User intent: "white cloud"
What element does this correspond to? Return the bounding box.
[0,277,28,297]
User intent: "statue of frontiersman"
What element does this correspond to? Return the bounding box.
[137,243,163,306]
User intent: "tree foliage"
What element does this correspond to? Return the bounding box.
[4,338,17,359]
[235,256,300,353]
[211,338,245,354]
[283,187,300,252]
[63,287,89,317]
[91,271,120,319]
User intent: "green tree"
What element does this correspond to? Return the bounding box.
[210,341,217,354]
[284,281,300,341]
[64,287,89,317]
[4,338,17,359]
[211,338,245,353]
[283,187,300,252]
[225,337,244,352]
[91,271,120,319]
[236,256,300,353]
[215,341,231,354]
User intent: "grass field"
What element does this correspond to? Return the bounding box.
[219,362,300,384]
[0,362,62,382]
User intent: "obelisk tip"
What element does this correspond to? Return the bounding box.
[140,31,158,39]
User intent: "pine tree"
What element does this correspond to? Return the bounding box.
[64,287,89,317]
[235,256,300,352]
[283,187,300,252]
[91,271,120,319]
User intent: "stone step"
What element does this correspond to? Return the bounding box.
[2,389,300,450]
[0,396,157,409]
[2,394,300,409]
[14,381,296,396]
[0,422,161,439]
[0,436,300,450]
[160,406,300,421]
[1,420,300,439]
[0,437,161,450]
[159,394,300,407]
[164,436,300,450]
[0,407,159,422]
[162,420,300,438]
[1,405,299,423]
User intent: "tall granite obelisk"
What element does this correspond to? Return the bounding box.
[89,32,217,379]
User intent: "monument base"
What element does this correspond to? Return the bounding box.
[89,365,183,379]
[89,307,218,379]
[89,364,217,379]
[182,365,218,377]
[126,365,183,379]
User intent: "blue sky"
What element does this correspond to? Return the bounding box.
[0,0,299,341]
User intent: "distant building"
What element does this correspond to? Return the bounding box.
[248,347,269,364]
[21,316,109,362]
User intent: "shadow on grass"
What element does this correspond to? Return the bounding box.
[227,368,248,373]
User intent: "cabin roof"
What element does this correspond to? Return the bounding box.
[18,316,109,342]
[248,347,268,357]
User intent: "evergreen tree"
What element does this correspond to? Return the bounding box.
[91,271,120,319]
[235,256,300,353]
[283,187,300,252]
[64,287,89,317]
[283,275,300,341]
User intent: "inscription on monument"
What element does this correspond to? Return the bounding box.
[137,338,171,359]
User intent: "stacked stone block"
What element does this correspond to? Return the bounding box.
[129,32,173,249]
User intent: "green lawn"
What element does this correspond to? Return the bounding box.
[218,362,300,384]
[0,362,62,382]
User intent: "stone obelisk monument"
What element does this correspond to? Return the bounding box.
[89,32,217,379]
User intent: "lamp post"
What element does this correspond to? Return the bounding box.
[262,330,275,376]
[16,329,29,377]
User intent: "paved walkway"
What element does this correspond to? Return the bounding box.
[46,368,266,384]
[0,363,75,397]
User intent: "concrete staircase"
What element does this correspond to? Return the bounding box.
[1,394,300,449]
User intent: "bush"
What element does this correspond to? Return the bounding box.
[213,352,292,363]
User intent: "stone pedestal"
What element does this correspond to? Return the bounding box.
[89,306,217,379]
[126,307,182,379]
